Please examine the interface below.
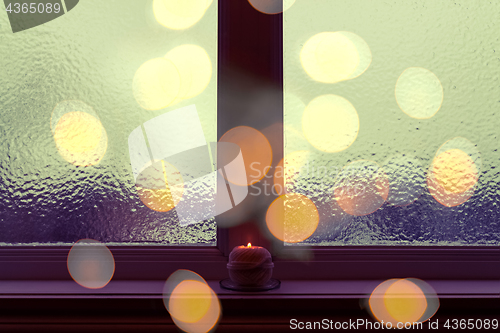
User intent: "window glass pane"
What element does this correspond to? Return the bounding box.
[0,0,217,245]
[283,1,500,245]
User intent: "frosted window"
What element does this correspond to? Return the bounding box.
[0,0,217,245]
[284,1,499,245]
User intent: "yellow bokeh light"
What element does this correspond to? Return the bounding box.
[165,44,212,103]
[162,0,206,17]
[153,0,210,30]
[169,280,213,324]
[337,31,372,80]
[219,126,273,186]
[301,32,359,83]
[384,279,427,325]
[133,58,180,111]
[136,160,184,212]
[53,110,107,167]
[302,94,359,153]
[266,193,319,243]
[433,149,478,194]
[395,67,443,119]
[315,33,360,83]
[54,111,101,153]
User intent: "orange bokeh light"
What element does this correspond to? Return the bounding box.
[247,0,295,15]
[169,280,213,324]
[219,126,272,186]
[334,160,389,216]
[135,160,184,212]
[163,270,221,333]
[369,278,437,327]
[384,279,427,324]
[266,193,319,243]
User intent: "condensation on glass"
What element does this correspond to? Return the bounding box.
[283,1,500,245]
[0,0,217,245]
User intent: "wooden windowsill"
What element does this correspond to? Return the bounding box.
[0,280,497,299]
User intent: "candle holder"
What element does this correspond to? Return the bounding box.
[220,244,280,291]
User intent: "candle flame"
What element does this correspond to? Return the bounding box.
[247,243,252,248]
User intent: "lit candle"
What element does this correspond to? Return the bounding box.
[227,243,274,286]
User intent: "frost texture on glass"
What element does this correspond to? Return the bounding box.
[0,0,217,245]
[284,1,500,245]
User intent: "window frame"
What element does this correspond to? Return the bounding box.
[273,0,500,284]
[271,245,500,281]
[0,0,498,299]
[0,228,228,281]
